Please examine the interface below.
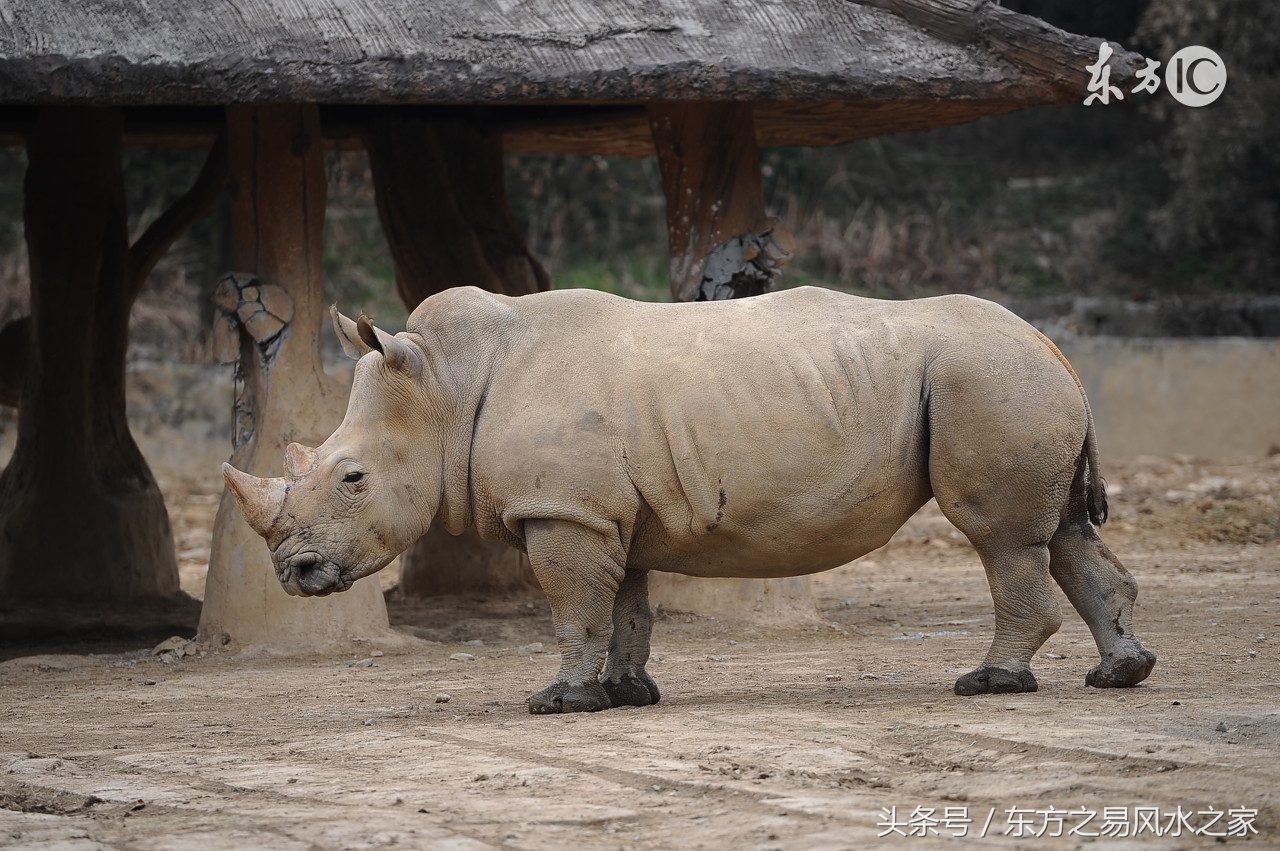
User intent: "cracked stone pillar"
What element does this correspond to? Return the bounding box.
[646,102,817,624]
[198,105,400,652]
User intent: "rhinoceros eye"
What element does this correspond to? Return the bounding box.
[342,471,364,484]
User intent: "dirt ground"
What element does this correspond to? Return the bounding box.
[2,455,1278,848]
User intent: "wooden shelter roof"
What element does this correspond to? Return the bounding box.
[0,0,1143,154]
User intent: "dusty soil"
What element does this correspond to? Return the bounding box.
[2,455,1278,848]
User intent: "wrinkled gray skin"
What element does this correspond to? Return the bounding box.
[224,286,1156,713]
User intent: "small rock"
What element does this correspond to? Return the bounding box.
[287,778,298,784]
[1117,696,1127,702]
[363,718,374,726]
[151,636,190,656]
[435,693,451,704]
[449,653,476,663]
[1258,634,1267,642]
[1044,653,1064,660]
[1172,701,1182,706]
[840,598,857,608]
[370,650,384,658]
[709,655,730,662]
[349,658,374,668]
[726,640,737,646]
[1215,721,1228,733]
[517,643,544,655]
[825,674,842,682]
[1248,650,1258,659]
[142,679,157,686]
[463,639,484,647]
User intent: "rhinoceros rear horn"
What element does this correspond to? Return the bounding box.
[284,442,319,477]
[222,463,287,538]
[356,313,418,375]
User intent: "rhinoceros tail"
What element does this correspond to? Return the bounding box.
[1084,417,1108,527]
[1033,327,1108,527]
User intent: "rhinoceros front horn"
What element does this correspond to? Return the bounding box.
[222,463,287,538]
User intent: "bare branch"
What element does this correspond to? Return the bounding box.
[127,124,229,300]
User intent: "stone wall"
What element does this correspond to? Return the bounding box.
[1057,338,1280,460]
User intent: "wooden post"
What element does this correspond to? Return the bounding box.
[648,103,794,302]
[198,105,399,651]
[0,106,219,631]
[646,102,816,624]
[365,116,545,597]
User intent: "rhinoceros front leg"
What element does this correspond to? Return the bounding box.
[524,519,624,714]
[600,569,661,707]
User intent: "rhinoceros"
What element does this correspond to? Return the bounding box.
[224,286,1155,712]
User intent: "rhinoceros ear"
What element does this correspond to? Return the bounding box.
[356,313,418,375]
[330,305,372,360]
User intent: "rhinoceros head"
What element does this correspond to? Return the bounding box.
[222,308,440,597]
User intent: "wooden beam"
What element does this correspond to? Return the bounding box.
[648,102,793,302]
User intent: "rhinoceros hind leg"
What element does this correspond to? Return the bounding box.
[524,519,626,715]
[954,666,1038,696]
[600,569,661,707]
[948,539,1062,697]
[1085,650,1156,689]
[1049,517,1156,689]
[528,681,613,714]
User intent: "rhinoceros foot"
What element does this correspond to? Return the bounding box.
[601,672,661,707]
[954,666,1038,696]
[1086,646,1157,689]
[528,681,612,714]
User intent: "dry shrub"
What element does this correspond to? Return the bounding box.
[785,204,999,298]
[1182,498,1280,545]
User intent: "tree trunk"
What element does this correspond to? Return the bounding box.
[198,105,399,651]
[366,116,550,303]
[0,107,182,619]
[646,102,816,624]
[648,103,795,302]
[365,116,546,597]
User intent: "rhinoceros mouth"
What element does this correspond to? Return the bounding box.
[279,551,350,597]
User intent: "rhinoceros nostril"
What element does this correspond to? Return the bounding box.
[286,552,335,596]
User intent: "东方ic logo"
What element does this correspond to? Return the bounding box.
[1166,46,1227,107]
